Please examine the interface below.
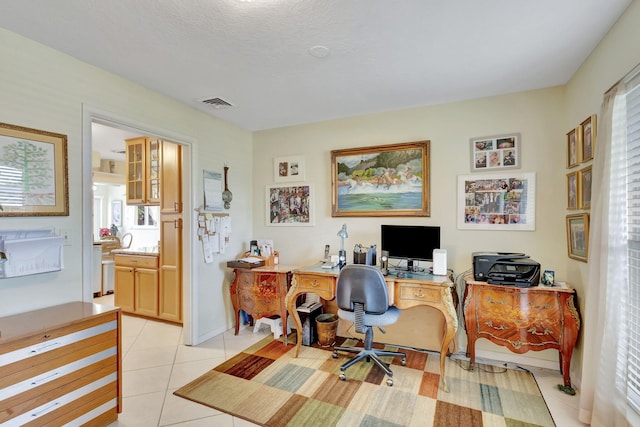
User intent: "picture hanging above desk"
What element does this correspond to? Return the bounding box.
[457,172,536,231]
[331,141,430,217]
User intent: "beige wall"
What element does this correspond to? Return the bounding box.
[0,28,253,343]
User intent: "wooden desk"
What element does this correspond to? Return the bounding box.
[463,280,580,387]
[229,265,296,337]
[285,265,457,391]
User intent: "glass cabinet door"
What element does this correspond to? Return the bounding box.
[146,139,161,204]
[126,138,146,204]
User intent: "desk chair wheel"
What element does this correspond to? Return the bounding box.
[332,351,339,359]
[386,378,393,386]
[401,358,407,366]
[339,373,346,381]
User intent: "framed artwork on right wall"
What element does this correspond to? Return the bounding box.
[567,213,589,262]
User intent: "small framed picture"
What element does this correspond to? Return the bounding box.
[266,184,314,226]
[542,270,555,286]
[566,171,579,210]
[580,115,597,163]
[566,213,590,262]
[566,128,580,168]
[579,165,592,209]
[470,133,520,171]
[274,155,305,182]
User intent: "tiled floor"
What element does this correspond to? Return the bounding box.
[97,295,586,426]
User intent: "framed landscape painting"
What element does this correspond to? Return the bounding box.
[331,141,430,217]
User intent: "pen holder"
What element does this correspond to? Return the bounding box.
[353,252,366,264]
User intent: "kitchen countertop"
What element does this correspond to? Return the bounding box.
[111,249,160,257]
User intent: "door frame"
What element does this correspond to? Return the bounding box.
[82,105,198,345]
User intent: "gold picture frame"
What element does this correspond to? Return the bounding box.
[579,114,597,163]
[0,122,69,216]
[566,127,580,168]
[566,213,589,262]
[566,171,579,210]
[579,165,592,209]
[331,141,430,217]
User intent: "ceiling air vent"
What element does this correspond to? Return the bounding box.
[199,97,234,109]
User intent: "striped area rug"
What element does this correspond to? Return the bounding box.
[174,336,555,427]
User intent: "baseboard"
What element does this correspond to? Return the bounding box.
[456,348,559,371]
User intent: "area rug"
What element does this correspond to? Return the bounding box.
[174,336,555,427]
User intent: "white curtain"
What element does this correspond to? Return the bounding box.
[578,82,633,426]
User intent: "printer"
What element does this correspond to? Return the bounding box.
[472,252,541,287]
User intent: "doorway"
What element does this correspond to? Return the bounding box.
[82,107,195,345]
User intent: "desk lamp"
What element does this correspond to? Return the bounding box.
[337,224,348,268]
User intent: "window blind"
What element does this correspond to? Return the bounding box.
[625,70,640,413]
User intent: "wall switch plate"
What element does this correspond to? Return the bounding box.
[59,228,72,246]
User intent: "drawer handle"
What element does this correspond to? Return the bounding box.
[529,302,551,310]
[32,401,60,418]
[30,342,61,354]
[527,326,552,336]
[311,280,320,287]
[413,290,425,299]
[31,372,59,385]
[484,321,506,330]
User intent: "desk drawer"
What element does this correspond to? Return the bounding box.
[114,254,158,269]
[396,284,441,304]
[296,274,334,294]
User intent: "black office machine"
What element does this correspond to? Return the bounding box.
[472,252,540,287]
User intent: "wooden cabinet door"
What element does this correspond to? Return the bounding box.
[136,268,159,317]
[114,266,135,312]
[146,138,161,205]
[125,138,146,204]
[159,216,182,322]
[160,141,182,214]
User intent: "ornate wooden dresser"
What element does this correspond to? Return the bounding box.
[464,280,580,387]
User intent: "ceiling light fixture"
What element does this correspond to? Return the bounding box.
[309,45,330,59]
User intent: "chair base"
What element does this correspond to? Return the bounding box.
[332,327,406,386]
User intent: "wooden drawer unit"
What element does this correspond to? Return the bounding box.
[474,287,562,346]
[0,302,121,426]
[229,266,293,337]
[114,254,161,320]
[464,280,580,387]
[114,254,159,269]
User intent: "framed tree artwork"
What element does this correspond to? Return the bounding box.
[0,122,69,216]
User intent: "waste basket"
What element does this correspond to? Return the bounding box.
[316,313,339,347]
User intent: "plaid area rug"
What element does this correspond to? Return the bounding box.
[174,336,555,427]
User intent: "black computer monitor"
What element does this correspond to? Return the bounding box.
[381,225,441,270]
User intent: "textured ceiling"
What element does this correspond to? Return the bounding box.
[0,0,632,135]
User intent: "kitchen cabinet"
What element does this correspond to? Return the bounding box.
[125,137,161,205]
[159,141,183,323]
[160,141,182,214]
[114,253,159,318]
[0,302,121,426]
